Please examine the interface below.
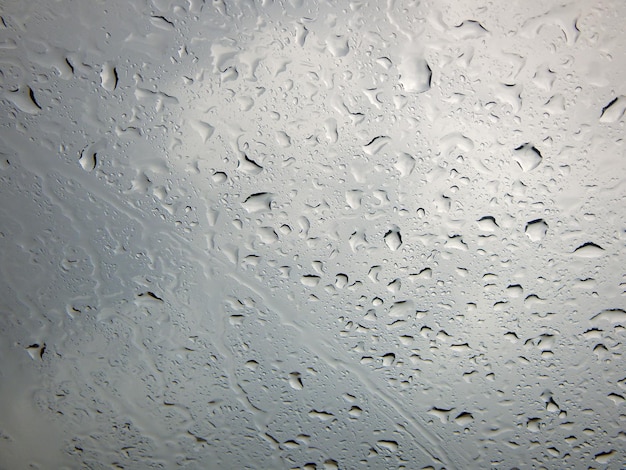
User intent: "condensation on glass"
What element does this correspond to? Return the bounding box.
[0,0,624,469]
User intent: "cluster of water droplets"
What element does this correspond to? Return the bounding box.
[0,0,624,468]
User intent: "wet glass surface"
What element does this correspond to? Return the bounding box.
[0,1,625,468]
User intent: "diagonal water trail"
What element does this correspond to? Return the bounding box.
[226,271,467,468]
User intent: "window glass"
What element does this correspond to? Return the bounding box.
[0,1,624,468]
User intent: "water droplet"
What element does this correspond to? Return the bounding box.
[513,144,542,171]
[572,242,605,257]
[525,219,548,242]
[242,192,273,213]
[384,229,402,251]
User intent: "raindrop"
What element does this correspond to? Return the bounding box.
[100,63,118,91]
[300,275,321,287]
[384,228,402,251]
[242,192,274,213]
[238,154,263,175]
[599,96,626,123]
[525,219,548,242]
[477,216,499,232]
[398,57,432,93]
[288,372,304,390]
[572,242,605,257]
[513,144,543,171]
